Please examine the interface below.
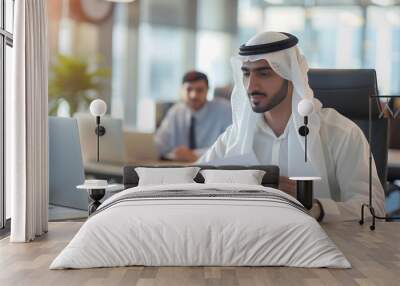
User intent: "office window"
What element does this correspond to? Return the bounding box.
[237,0,264,44]
[264,7,305,35]
[196,30,234,95]
[136,24,192,131]
[239,0,400,95]
[1,0,14,229]
[309,7,363,68]
[138,24,186,102]
[366,6,400,94]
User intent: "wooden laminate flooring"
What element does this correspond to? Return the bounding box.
[0,221,399,286]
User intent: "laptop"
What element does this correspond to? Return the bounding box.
[124,130,159,163]
[49,116,87,210]
[75,113,125,165]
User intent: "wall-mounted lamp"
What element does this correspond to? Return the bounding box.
[298,99,314,162]
[90,99,107,162]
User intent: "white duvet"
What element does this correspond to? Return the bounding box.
[50,183,351,269]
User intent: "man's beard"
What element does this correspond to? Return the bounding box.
[248,80,289,113]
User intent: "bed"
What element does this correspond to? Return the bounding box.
[50,165,350,269]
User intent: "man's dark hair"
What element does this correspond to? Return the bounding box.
[182,70,209,86]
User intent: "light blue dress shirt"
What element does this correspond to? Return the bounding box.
[154,99,232,157]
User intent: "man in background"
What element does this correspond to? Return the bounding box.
[154,71,232,162]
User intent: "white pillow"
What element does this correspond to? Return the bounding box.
[200,169,266,185]
[135,167,201,186]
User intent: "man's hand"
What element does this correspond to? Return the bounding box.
[279,176,297,198]
[279,178,322,221]
[308,199,322,221]
[173,145,198,162]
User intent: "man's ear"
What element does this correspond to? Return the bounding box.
[287,80,294,94]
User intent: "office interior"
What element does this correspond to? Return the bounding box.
[1,0,400,285]
[41,0,400,218]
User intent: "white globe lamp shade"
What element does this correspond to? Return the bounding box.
[298,99,314,117]
[90,99,107,117]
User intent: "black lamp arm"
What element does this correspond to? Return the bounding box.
[94,116,106,162]
[298,116,309,162]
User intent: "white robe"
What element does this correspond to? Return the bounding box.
[198,108,385,222]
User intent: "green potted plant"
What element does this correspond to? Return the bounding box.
[48,54,110,116]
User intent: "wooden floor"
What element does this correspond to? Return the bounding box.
[0,221,399,286]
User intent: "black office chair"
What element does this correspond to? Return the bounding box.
[155,101,175,129]
[308,69,389,193]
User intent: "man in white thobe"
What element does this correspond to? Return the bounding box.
[198,31,385,222]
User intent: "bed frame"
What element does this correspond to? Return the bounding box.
[123,165,280,189]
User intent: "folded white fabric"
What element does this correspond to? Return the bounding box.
[135,167,201,186]
[200,169,266,185]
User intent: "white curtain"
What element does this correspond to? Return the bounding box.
[7,0,49,242]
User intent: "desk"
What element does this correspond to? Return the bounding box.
[1,221,399,285]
